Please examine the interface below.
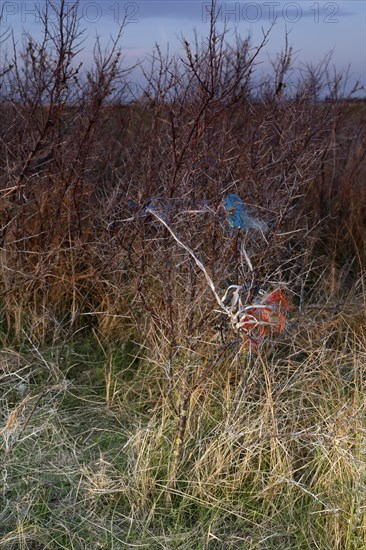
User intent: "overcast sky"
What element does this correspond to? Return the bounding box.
[2,1,365,95]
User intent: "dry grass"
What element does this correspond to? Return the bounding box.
[0,308,365,548]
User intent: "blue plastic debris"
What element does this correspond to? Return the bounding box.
[224,194,268,232]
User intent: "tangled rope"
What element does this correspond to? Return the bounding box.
[146,207,291,350]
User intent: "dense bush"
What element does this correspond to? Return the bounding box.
[0,2,365,548]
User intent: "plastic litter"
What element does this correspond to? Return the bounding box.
[224,193,268,232]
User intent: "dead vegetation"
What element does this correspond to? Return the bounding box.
[0,1,365,548]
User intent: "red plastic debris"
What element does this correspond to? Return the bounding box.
[238,288,291,349]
